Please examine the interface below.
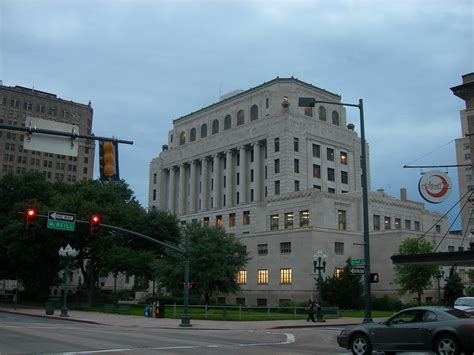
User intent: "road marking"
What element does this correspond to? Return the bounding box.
[151,346,200,350]
[62,349,131,354]
[239,333,295,346]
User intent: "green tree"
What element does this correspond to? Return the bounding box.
[443,267,465,306]
[467,270,474,296]
[320,259,363,309]
[155,222,249,304]
[394,237,438,305]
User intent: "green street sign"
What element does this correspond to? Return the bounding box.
[47,211,76,232]
[351,258,366,266]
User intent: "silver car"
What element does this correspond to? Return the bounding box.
[337,306,474,355]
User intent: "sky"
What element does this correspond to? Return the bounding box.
[1,0,473,229]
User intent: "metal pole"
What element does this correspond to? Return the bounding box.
[60,257,70,317]
[180,231,191,327]
[359,99,372,323]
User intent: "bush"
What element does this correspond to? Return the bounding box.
[371,295,402,311]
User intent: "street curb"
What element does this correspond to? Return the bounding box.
[269,322,360,329]
[0,309,106,325]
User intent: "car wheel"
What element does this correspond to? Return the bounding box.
[350,334,372,355]
[434,334,460,355]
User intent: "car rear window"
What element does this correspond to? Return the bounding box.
[454,298,474,307]
[446,308,471,318]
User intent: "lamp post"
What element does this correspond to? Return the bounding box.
[58,244,78,317]
[313,250,326,322]
[180,231,191,327]
[299,97,372,323]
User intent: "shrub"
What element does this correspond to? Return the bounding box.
[371,295,402,311]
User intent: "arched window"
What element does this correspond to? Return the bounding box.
[250,105,259,121]
[180,131,186,145]
[212,119,219,134]
[237,110,245,126]
[224,115,232,130]
[319,106,326,121]
[201,124,207,138]
[190,128,196,142]
[332,111,339,126]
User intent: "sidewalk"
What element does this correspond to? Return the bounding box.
[0,304,364,330]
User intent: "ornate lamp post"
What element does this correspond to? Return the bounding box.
[58,244,78,317]
[313,250,326,322]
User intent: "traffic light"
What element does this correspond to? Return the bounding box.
[24,207,38,229]
[99,140,120,181]
[188,282,193,289]
[89,214,101,235]
[370,273,380,283]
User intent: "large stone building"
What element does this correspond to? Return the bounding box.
[0,83,95,182]
[149,77,463,306]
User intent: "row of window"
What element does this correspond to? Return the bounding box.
[304,105,340,126]
[373,215,431,232]
[237,268,293,285]
[1,96,82,119]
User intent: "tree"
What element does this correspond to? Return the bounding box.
[467,270,474,296]
[320,259,363,309]
[394,237,438,305]
[155,222,249,304]
[443,267,465,306]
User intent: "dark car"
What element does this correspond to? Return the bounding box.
[337,306,474,355]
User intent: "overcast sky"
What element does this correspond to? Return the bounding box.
[1,0,473,229]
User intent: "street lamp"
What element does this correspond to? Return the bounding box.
[58,244,78,317]
[313,250,326,322]
[299,97,372,323]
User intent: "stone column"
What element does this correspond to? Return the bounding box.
[239,146,247,204]
[189,160,197,213]
[201,157,209,211]
[226,150,234,207]
[212,154,221,209]
[254,142,262,202]
[168,167,176,213]
[178,163,187,215]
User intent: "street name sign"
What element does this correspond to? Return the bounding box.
[351,258,366,266]
[47,211,76,232]
[350,267,365,275]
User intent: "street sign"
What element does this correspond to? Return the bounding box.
[47,211,76,232]
[350,267,365,275]
[351,258,366,266]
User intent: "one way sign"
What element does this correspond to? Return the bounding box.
[47,211,76,231]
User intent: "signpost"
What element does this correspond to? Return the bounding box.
[351,258,366,266]
[350,267,365,275]
[47,211,76,232]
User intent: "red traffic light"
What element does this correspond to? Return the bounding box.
[89,213,101,235]
[24,207,38,229]
[188,282,193,289]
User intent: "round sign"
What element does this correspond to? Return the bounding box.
[418,170,452,204]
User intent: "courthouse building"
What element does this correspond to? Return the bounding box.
[149,77,463,305]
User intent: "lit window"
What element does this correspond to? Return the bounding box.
[334,267,344,278]
[335,242,344,255]
[203,217,209,225]
[280,242,291,253]
[258,244,268,255]
[257,269,268,284]
[271,214,279,231]
[338,210,346,230]
[285,212,294,229]
[340,152,347,165]
[280,268,292,285]
[237,270,247,285]
[300,210,310,228]
[229,213,236,227]
[243,211,250,225]
[216,215,223,227]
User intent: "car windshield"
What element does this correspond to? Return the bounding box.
[446,308,471,318]
[454,298,474,307]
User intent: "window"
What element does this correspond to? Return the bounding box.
[236,297,246,305]
[216,215,223,227]
[448,245,454,252]
[436,224,441,233]
[332,111,339,125]
[237,270,247,285]
[300,210,310,227]
[224,115,232,130]
[335,242,344,255]
[384,216,391,229]
[328,168,335,181]
[312,143,320,158]
[313,164,321,178]
[212,119,219,134]
[274,159,280,173]
[237,110,245,125]
[250,189,254,201]
[153,189,156,200]
[258,244,268,255]
[374,215,380,230]
[334,267,344,278]
[294,137,299,152]
[256,298,267,306]
[464,142,470,150]
[201,123,207,138]
[274,138,280,152]
[239,245,247,256]
[266,98,269,109]
[405,219,411,229]
[395,218,401,229]
[270,214,279,230]
[319,106,326,121]
[341,171,348,184]
[327,148,334,161]
[179,131,186,145]
[294,180,300,192]
[280,242,291,253]
[257,269,268,284]
[280,268,292,285]
[338,210,346,230]
[250,105,258,121]
[243,211,250,225]
[250,169,254,182]
[190,128,196,142]
[304,106,313,117]
[328,187,336,193]
[294,159,299,173]
[203,217,209,225]
[275,180,280,195]
[340,152,347,165]
[285,212,294,229]
[229,213,236,227]
[414,221,420,231]
[465,153,471,160]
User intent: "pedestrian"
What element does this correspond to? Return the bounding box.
[12,288,17,311]
[306,299,316,322]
